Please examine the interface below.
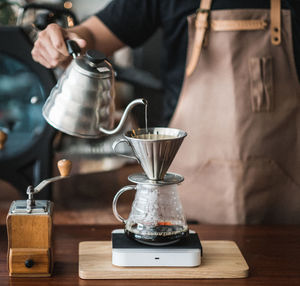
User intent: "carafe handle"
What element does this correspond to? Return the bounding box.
[112,185,137,224]
[112,138,140,164]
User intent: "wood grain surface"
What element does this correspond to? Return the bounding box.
[0,224,300,285]
[7,215,52,248]
[79,240,249,279]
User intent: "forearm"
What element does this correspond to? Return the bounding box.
[68,22,95,51]
[69,16,125,56]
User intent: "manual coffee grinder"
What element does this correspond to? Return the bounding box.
[6,159,72,277]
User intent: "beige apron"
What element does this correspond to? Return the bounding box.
[170,0,300,224]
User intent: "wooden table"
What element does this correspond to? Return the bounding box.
[0,224,300,285]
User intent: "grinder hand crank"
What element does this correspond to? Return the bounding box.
[26,159,72,213]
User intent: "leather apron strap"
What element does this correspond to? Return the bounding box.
[185,0,212,77]
[211,19,267,31]
[271,0,281,45]
[186,0,281,77]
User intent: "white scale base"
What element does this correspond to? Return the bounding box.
[112,229,202,267]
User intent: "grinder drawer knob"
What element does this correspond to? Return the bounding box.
[25,259,34,268]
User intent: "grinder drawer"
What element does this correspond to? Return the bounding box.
[9,248,51,276]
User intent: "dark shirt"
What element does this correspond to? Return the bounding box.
[96,0,300,125]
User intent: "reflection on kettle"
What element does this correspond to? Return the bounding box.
[43,40,146,138]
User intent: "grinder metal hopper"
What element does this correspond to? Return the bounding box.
[112,127,187,180]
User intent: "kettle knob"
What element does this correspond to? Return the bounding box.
[86,50,106,64]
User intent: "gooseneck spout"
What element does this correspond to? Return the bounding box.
[99,98,147,135]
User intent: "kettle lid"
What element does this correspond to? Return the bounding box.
[85,50,106,63]
[74,50,112,78]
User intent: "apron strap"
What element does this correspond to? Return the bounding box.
[185,0,213,77]
[270,0,281,45]
[186,0,281,76]
[211,19,267,31]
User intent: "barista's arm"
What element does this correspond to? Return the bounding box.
[31,16,125,69]
[78,16,125,55]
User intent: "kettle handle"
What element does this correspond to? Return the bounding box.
[112,138,140,164]
[66,39,81,58]
[112,185,137,224]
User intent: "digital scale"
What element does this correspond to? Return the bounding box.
[111,229,202,267]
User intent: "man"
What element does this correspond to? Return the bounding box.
[32,0,300,224]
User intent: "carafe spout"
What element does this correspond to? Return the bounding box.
[99,98,147,135]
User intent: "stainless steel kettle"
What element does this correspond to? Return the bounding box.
[42,40,146,138]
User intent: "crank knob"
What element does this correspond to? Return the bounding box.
[57,159,72,177]
[25,259,34,268]
[0,130,7,150]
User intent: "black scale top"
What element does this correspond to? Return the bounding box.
[112,232,202,254]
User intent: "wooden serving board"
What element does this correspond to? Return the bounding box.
[79,240,249,279]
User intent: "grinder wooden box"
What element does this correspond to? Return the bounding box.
[6,200,53,277]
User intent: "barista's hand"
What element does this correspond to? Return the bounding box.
[31,23,87,69]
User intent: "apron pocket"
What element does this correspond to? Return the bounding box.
[182,157,300,224]
[249,57,274,112]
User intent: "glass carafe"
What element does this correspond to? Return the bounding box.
[113,173,189,246]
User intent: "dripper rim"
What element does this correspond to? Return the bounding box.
[128,172,184,185]
[124,127,187,142]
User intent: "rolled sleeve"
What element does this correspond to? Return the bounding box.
[95,0,160,48]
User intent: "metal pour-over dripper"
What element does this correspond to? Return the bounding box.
[112,127,187,180]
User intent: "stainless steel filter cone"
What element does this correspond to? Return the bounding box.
[112,127,187,180]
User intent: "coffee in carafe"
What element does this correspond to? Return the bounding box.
[125,224,189,245]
